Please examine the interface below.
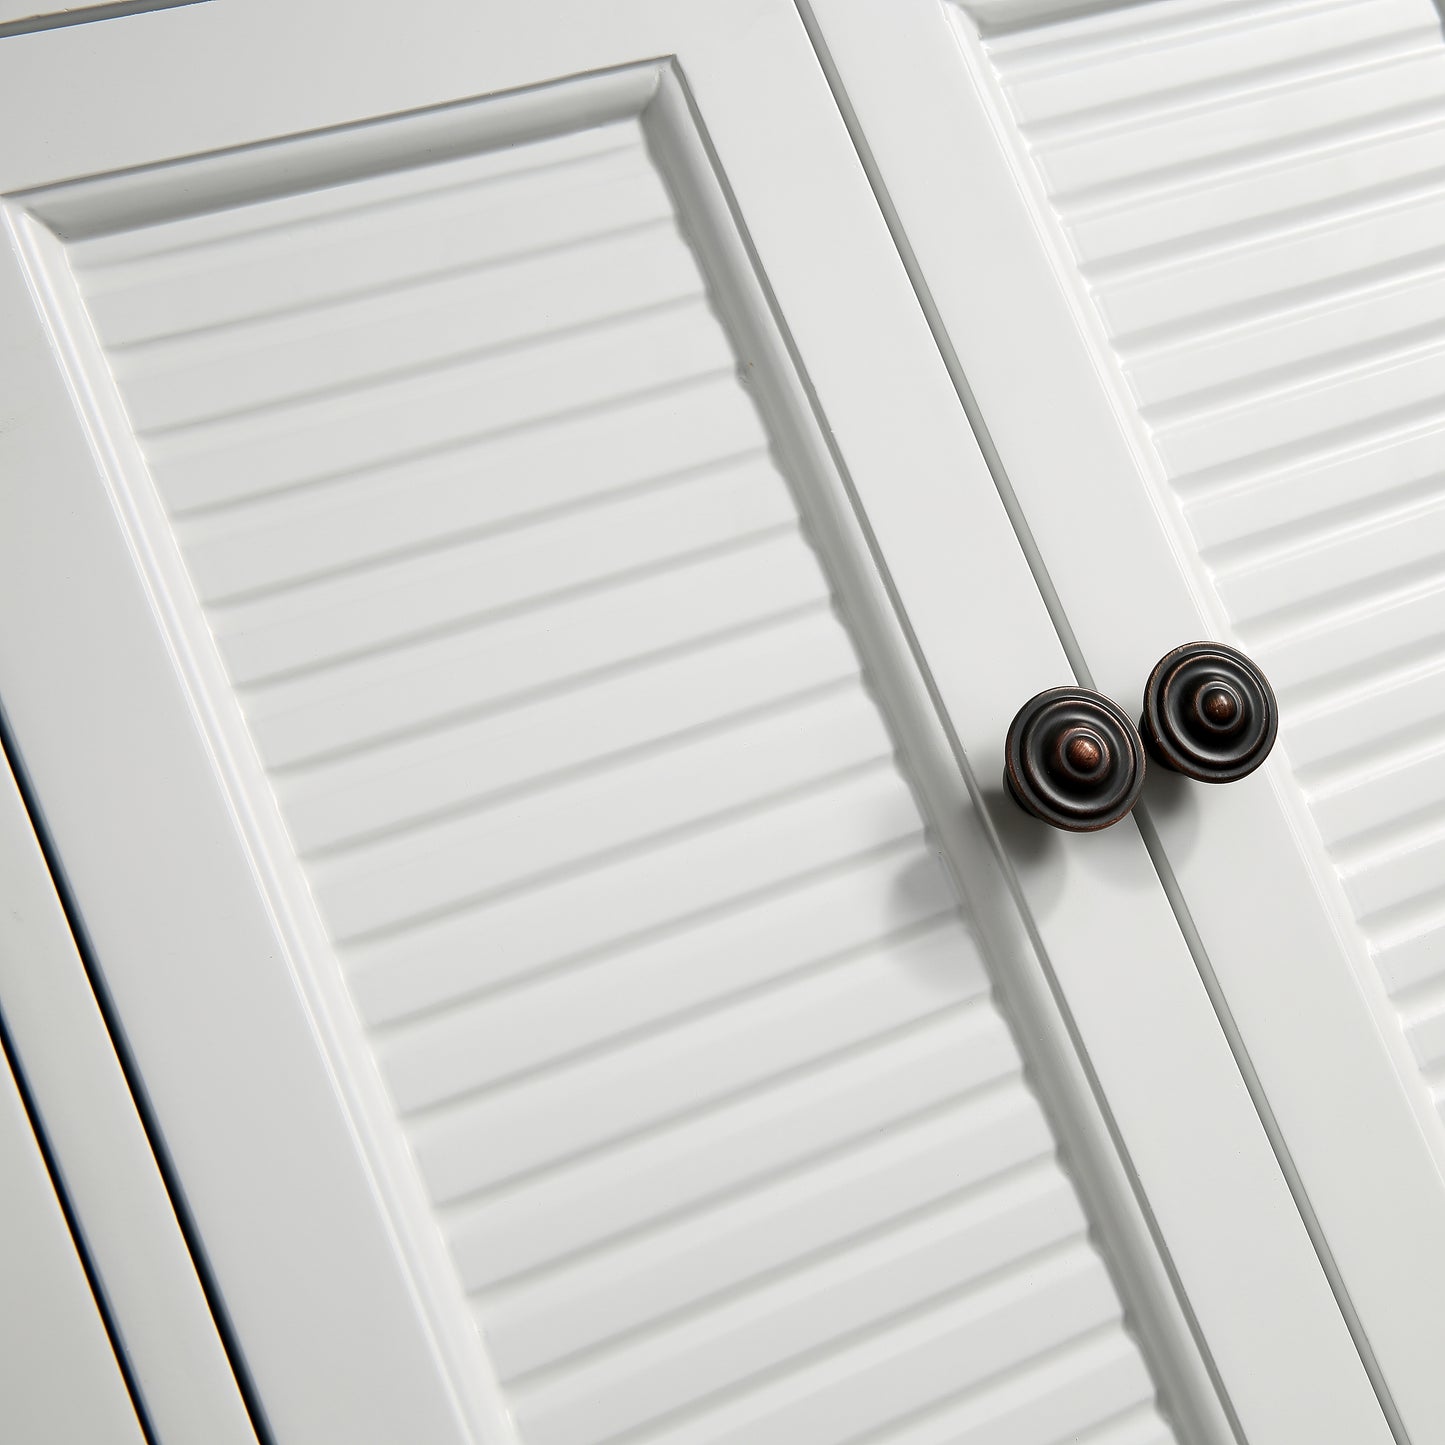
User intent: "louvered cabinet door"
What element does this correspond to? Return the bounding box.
[808,0,1445,1439]
[0,3,1390,1443]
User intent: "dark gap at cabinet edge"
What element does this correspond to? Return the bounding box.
[0,707,276,1445]
[0,986,158,1445]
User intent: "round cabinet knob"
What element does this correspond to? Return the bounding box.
[1004,687,1145,831]
[1140,641,1277,783]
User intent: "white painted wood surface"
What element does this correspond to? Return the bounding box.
[805,0,1445,1439]
[0,1036,146,1444]
[0,1,1402,1442]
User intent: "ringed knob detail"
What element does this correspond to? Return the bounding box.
[1140,641,1277,783]
[1004,687,1145,832]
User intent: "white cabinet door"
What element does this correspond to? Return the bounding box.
[0,3,1390,1442]
[805,1,1445,1440]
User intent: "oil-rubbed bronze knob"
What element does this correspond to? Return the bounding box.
[1140,641,1277,783]
[1005,687,1146,831]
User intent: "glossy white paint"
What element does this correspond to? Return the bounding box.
[0,1,1409,1441]
[805,0,1445,1438]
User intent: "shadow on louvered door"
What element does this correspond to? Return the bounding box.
[0,3,1393,1444]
